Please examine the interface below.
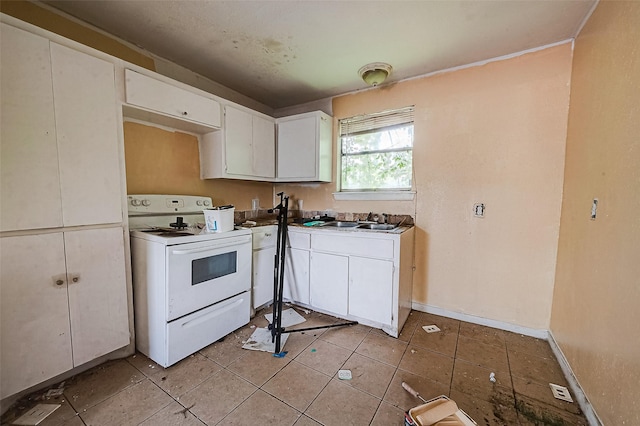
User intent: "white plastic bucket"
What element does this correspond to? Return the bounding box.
[203,208,234,233]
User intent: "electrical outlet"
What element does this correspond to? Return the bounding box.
[549,383,573,402]
[473,203,485,218]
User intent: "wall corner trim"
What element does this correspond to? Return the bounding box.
[547,331,603,426]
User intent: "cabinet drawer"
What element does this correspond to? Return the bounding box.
[287,230,310,249]
[252,225,277,249]
[311,233,394,259]
[125,69,221,128]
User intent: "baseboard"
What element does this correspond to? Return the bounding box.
[411,302,549,339]
[547,331,603,426]
[410,302,602,426]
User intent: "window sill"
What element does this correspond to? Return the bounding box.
[332,191,416,201]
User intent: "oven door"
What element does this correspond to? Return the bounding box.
[166,234,251,321]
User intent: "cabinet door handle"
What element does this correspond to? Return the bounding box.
[55,279,65,286]
[69,274,81,284]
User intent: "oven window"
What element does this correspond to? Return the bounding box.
[192,251,237,285]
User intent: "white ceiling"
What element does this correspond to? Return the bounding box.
[43,0,597,110]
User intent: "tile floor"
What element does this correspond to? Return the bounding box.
[2,308,589,426]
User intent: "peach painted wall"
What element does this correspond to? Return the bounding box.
[550,1,640,424]
[281,44,573,330]
[124,122,272,210]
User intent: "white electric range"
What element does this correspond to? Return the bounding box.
[128,194,251,367]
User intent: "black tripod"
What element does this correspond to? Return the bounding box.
[268,192,357,354]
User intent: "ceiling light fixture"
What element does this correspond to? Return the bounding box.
[358,62,393,86]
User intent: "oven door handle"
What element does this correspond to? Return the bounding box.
[171,239,250,255]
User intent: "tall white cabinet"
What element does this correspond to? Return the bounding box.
[0,22,130,400]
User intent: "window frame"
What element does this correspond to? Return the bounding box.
[335,106,415,200]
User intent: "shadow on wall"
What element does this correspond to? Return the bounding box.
[412,226,429,303]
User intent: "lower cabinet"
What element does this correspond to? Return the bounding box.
[309,252,349,316]
[348,256,394,325]
[283,248,310,305]
[252,246,275,309]
[296,227,415,337]
[0,227,130,399]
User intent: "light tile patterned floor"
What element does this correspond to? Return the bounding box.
[2,308,589,425]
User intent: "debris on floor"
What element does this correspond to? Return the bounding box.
[422,325,441,333]
[242,327,289,353]
[12,404,60,426]
[338,369,352,380]
[489,372,496,383]
[273,351,288,358]
[549,383,573,402]
[264,308,306,327]
[174,402,195,419]
[44,382,65,398]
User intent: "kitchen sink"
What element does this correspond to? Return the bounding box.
[357,223,398,230]
[322,221,359,228]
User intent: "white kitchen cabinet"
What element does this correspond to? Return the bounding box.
[310,252,349,315]
[348,256,394,325]
[276,111,332,182]
[283,248,310,304]
[0,22,131,401]
[124,69,221,131]
[251,226,277,310]
[51,43,123,227]
[0,24,122,231]
[0,228,129,399]
[283,229,311,305]
[1,24,61,231]
[199,105,276,180]
[289,226,414,337]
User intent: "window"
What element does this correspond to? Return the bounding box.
[338,106,414,192]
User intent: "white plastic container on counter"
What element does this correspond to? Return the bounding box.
[203,207,234,233]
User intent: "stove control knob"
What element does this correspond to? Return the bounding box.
[203,200,211,206]
[196,200,203,206]
[131,199,141,206]
[141,199,151,207]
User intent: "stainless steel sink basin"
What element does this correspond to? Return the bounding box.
[322,221,359,228]
[357,223,397,230]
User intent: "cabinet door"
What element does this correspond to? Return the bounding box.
[252,115,276,178]
[277,116,317,179]
[253,247,275,309]
[65,227,129,366]
[0,233,73,399]
[51,43,123,227]
[284,248,310,305]
[224,106,253,175]
[349,256,393,325]
[124,69,221,128]
[0,24,62,231]
[310,252,348,315]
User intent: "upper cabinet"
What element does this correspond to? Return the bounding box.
[276,111,332,182]
[124,69,221,133]
[1,24,123,232]
[200,105,275,180]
